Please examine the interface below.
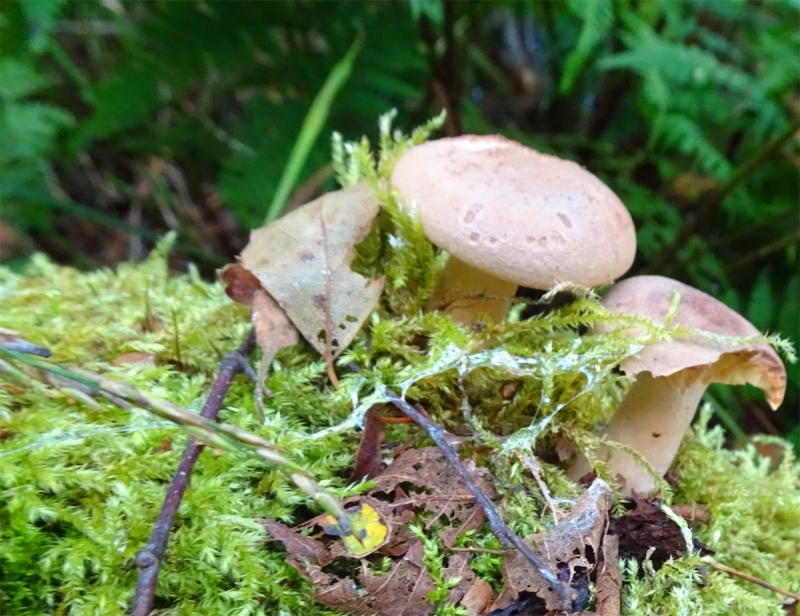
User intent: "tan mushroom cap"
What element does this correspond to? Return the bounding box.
[390,135,636,289]
[599,275,786,409]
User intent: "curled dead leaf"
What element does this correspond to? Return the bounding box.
[259,518,330,565]
[491,479,613,613]
[350,406,387,482]
[369,447,498,548]
[594,534,621,616]
[240,183,383,386]
[461,578,494,616]
[259,448,502,616]
[293,541,474,616]
[220,262,262,305]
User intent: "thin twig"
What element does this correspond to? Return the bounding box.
[518,454,564,525]
[131,329,256,616]
[384,389,574,611]
[706,558,800,601]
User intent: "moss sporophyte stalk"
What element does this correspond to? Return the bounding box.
[1,113,798,615]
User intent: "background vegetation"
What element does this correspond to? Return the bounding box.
[1,0,798,446]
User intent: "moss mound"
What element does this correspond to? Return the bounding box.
[1,118,798,615]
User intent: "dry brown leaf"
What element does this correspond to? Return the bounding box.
[260,447,499,616]
[670,504,710,527]
[461,578,494,616]
[219,263,298,356]
[594,534,621,616]
[491,478,613,612]
[112,351,156,366]
[265,510,475,616]
[259,518,331,565]
[240,183,383,386]
[221,261,299,418]
[250,289,299,353]
[292,541,473,616]
[369,447,498,547]
[251,289,298,418]
[350,406,387,482]
[220,262,262,305]
[152,438,172,453]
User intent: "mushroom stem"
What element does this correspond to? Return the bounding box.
[570,372,707,496]
[428,255,517,325]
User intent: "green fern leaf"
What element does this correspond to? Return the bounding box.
[652,113,731,178]
[560,0,614,94]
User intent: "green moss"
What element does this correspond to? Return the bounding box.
[1,118,798,615]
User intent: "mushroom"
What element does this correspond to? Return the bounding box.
[390,135,636,325]
[569,275,787,496]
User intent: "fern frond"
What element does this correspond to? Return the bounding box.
[652,113,731,178]
[560,0,615,94]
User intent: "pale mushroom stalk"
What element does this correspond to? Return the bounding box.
[569,275,787,497]
[570,373,707,496]
[428,255,517,324]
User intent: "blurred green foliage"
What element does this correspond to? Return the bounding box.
[0,0,798,441]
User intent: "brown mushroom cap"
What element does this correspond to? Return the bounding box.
[599,275,786,409]
[390,135,636,289]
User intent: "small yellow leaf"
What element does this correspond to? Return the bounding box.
[320,500,389,557]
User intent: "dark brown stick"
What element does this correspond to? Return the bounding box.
[384,390,574,611]
[131,329,256,616]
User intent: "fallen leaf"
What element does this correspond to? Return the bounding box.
[220,262,261,305]
[670,504,710,527]
[350,406,387,482]
[610,499,714,569]
[259,518,330,565]
[461,578,494,616]
[250,288,299,355]
[112,351,156,366]
[594,534,621,616]
[221,262,298,418]
[753,439,787,469]
[261,448,499,615]
[369,447,498,547]
[485,596,546,615]
[240,183,383,386]
[0,428,12,442]
[293,541,474,616]
[491,479,613,613]
[318,500,389,557]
